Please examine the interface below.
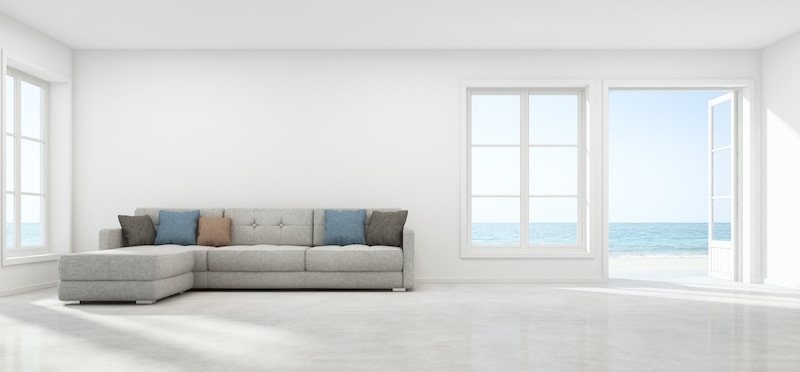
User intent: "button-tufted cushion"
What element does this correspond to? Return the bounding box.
[224,209,313,246]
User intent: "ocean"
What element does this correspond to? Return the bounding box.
[6,223,44,247]
[472,222,727,257]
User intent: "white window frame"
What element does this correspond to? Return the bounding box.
[3,67,49,259]
[461,80,593,258]
[0,49,70,266]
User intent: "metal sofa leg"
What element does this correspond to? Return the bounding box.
[392,288,407,292]
[136,300,156,305]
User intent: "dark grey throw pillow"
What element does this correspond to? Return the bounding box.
[118,215,156,246]
[366,210,408,247]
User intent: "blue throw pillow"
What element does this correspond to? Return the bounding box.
[154,210,201,245]
[324,209,367,246]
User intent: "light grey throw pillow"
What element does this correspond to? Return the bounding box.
[366,210,408,247]
[118,215,156,246]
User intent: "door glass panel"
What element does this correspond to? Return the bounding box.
[529,95,578,145]
[5,75,13,134]
[530,197,577,245]
[20,139,42,193]
[712,100,731,148]
[471,95,520,145]
[472,147,519,195]
[530,147,577,195]
[712,198,732,242]
[472,197,520,245]
[713,149,731,197]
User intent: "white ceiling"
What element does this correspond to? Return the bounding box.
[0,0,798,50]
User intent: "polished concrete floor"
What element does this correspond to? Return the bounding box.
[2,274,800,371]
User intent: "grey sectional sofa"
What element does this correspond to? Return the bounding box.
[58,208,414,304]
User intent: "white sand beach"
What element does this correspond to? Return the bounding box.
[609,256,708,281]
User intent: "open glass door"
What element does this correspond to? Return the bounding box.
[708,93,737,280]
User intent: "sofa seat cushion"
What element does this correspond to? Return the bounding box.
[58,246,204,281]
[207,245,308,272]
[305,245,403,272]
[115,245,211,272]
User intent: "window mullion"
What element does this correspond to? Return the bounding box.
[40,78,47,249]
[13,75,21,251]
[577,91,585,254]
[520,92,530,250]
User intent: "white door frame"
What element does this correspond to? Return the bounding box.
[708,92,737,280]
[602,80,761,283]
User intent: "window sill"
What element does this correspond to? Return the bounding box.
[2,252,62,266]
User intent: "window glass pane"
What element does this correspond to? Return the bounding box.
[6,194,14,248]
[530,197,577,245]
[712,198,731,242]
[713,149,731,197]
[472,197,520,245]
[529,94,578,145]
[20,195,42,247]
[6,136,13,192]
[530,147,577,195]
[471,95,520,145]
[712,100,731,149]
[472,147,519,196]
[20,81,43,140]
[5,75,13,134]
[20,139,42,193]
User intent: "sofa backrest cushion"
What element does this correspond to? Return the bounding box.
[224,208,313,246]
[313,209,399,246]
[135,208,224,228]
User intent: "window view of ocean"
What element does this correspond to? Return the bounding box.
[5,223,43,247]
[472,223,729,256]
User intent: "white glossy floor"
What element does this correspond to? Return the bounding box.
[2,268,800,371]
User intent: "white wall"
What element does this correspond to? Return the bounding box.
[73,50,759,281]
[0,12,72,295]
[762,31,800,288]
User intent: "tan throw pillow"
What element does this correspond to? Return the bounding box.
[196,217,231,247]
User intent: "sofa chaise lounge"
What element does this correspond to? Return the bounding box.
[58,208,414,304]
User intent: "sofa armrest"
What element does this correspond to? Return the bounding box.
[402,229,414,289]
[99,228,124,250]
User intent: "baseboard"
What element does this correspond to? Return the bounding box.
[0,281,58,298]
[416,278,606,284]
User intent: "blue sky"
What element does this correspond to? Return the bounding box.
[609,90,730,222]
